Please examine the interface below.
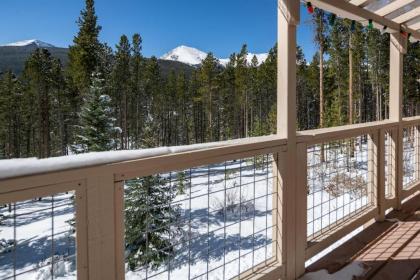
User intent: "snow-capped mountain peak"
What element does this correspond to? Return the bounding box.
[160,45,208,66]
[161,45,268,67]
[1,39,55,48]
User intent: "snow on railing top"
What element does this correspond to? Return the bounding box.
[0,135,283,180]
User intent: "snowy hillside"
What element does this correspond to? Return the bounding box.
[161,45,268,66]
[1,39,56,48]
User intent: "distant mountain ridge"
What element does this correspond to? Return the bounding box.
[0,40,68,74]
[0,39,195,76]
[0,39,56,48]
[0,40,268,76]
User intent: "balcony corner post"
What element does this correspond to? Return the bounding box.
[277,0,302,278]
[389,33,406,210]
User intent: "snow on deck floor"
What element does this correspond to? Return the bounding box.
[299,261,367,280]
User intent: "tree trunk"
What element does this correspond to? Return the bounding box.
[349,35,355,157]
[320,46,325,162]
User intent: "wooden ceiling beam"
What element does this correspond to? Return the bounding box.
[408,21,420,31]
[309,0,420,40]
[374,0,415,17]
[392,7,420,24]
[349,0,369,6]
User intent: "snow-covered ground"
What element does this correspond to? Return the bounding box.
[306,139,370,239]
[0,193,76,280]
[403,133,417,188]
[0,136,417,280]
[125,157,274,280]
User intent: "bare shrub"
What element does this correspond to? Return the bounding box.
[211,185,254,218]
[325,173,366,199]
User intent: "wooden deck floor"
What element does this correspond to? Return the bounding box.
[307,193,420,280]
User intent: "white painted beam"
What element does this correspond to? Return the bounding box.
[392,7,420,24]
[310,0,420,40]
[374,0,415,17]
[349,0,369,6]
[408,21,420,31]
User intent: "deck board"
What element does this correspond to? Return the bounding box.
[307,193,420,280]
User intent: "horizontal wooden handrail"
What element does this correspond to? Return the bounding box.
[0,135,287,191]
[402,115,420,127]
[297,120,398,144]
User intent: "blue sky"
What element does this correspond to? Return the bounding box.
[0,0,316,61]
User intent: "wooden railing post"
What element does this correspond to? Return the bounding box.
[277,0,302,278]
[295,142,308,274]
[389,33,406,209]
[85,173,119,280]
[369,130,385,221]
[272,151,282,265]
[75,182,89,280]
[115,181,125,280]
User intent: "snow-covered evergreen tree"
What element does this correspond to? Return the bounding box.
[72,72,120,153]
[124,175,181,270]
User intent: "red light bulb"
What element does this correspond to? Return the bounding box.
[307,2,314,14]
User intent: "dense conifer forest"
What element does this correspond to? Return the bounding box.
[0,0,419,159]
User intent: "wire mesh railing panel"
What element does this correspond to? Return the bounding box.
[123,154,276,280]
[307,135,374,241]
[403,126,420,189]
[0,191,77,280]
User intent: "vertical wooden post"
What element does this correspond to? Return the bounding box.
[389,33,406,209]
[76,183,89,280]
[86,173,118,280]
[115,181,125,280]
[295,142,308,273]
[272,151,282,263]
[277,0,302,278]
[369,130,385,222]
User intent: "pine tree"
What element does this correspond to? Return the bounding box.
[23,49,60,158]
[313,10,329,161]
[403,42,420,117]
[235,45,250,138]
[112,35,131,149]
[307,53,321,129]
[198,53,219,142]
[130,34,145,148]
[176,71,191,144]
[143,57,162,147]
[124,175,181,270]
[50,59,70,156]
[0,71,22,158]
[68,0,102,95]
[327,18,348,127]
[296,46,313,130]
[72,72,119,153]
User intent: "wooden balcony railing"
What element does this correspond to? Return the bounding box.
[1,117,420,280]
